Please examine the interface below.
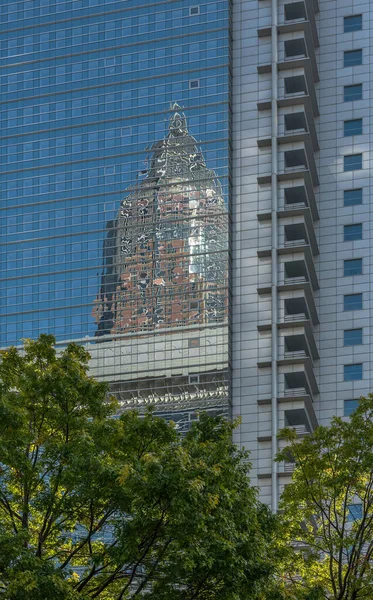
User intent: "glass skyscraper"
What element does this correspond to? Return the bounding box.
[0,0,231,428]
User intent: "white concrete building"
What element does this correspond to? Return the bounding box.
[232,0,372,508]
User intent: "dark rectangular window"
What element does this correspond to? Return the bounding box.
[344,399,359,416]
[344,224,362,241]
[344,363,363,381]
[344,84,363,102]
[347,503,363,521]
[344,49,363,67]
[344,188,363,206]
[344,328,363,346]
[344,118,363,136]
[344,293,363,311]
[344,15,362,33]
[344,154,362,171]
[189,6,200,15]
[344,258,362,276]
[189,79,200,89]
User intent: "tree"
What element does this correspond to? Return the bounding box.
[0,335,277,599]
[276,396,373,600]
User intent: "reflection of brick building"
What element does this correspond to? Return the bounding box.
[93,105,228,337]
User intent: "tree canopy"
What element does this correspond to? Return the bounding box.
[276,396,373,600]
[0,335,277,599]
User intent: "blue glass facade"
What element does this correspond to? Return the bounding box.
[0,0,231,422]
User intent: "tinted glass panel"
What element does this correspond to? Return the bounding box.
[344,293,363,311]
[343,83,363,102]
[347,503,363,521]
[344,49,363,67]
[0,0,232,429]
[344,154,363,171]
[344,119,363,136]
[344,189,363,206]
[344,364,363,381]
[344,328,363,346]
[344,259,362,276]
[344,84,363,101]
[344,224,362,241]
[344,15,362,33]
[344,399,359,416]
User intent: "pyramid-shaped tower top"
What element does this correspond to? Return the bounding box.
[168,102,188,137]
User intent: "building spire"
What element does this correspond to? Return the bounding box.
[168,102,188,137]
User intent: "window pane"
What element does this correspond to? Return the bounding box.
[344,399,359,416]
[344,293,363,311]
[347,503,363,521]
[344,84,363,101]
[344,188,362,206]
[344,154,363,171]
[344,49,363,67]
[344,258,362,276]
[344,224,362,241]
[344,328,363,346]
[344,119,363,136]
[344,15,362,33]
[344,363,363,381]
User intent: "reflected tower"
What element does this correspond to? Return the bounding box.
[91,105,230,427]
[93,105,228,337]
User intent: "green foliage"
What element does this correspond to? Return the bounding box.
[0,335,277,599]
[276,395,373,600]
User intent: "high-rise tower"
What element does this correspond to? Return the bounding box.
[1,0,373,507]
[232,0,373,508]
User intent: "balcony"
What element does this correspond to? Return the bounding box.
[258,32,319,84]
[258,109,319,152]
[257,183,319,223]
[257,143,319,188]
[258,71,319,117]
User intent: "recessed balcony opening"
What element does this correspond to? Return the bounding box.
[284,372,309,396]
[284,408,311,434]
[284,2,307,22]
[284,186,308,207]
[284,334,308,357]
[285,38,307,60]
[284,260,308,282]
[284,149,307,170]
[284,223,307,246]
[285,112,307,133]
[284,75,307,96]
[284,297,309,320]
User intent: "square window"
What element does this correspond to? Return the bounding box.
[344,188,362,207]
[344,293,362,311]
[344,224,362,241]
[344,118,362,136]
[343,83,363,102]
[344,328,363,346]
[189,79,200,89]
[344,154,362,171]
[189,337,200,348]
[189,6,200,16]
[344,258,362,276]
[344,49,363,67]
[344,15,362,33]
[344,399,359,417]
[344,84,362,102]
[344,363,363,381]
[189,374,200,384]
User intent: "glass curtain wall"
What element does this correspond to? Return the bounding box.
[0,0,231,428]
